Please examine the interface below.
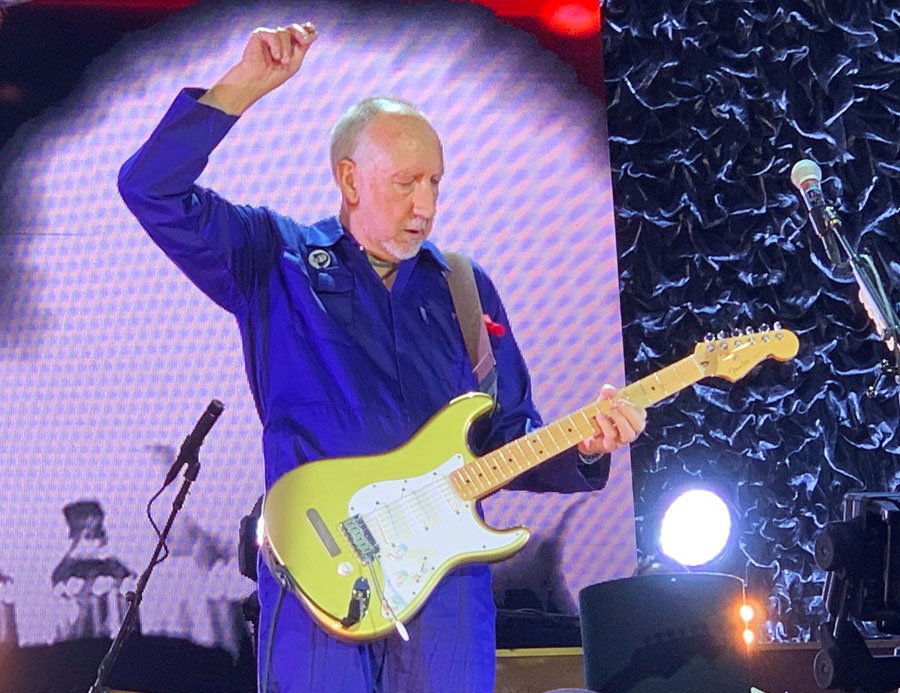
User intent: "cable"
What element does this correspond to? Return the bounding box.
[261,578,287,693]
[370,641,387,693]
[145,483,170,566]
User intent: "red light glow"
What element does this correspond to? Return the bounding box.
[539,0,600,37]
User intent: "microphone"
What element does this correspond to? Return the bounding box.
[790,159,843,266]
[164,399,224,485]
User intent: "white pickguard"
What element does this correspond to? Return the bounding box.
[346,454,525,618]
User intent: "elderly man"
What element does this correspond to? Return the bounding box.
[118,22,646,693]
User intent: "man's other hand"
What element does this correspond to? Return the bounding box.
[577,384,646,456]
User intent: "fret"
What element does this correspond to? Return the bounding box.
[535,428,558,455]
[466,459,485,489]
[475,456,499,486]
[621,380,651,409]
[457,466,476,493]
[522,435,540,459]
[686,354,707,380]
[561,415,581,444]
[496,446,521,473]
[486,451,507,479]
[543,424,565,453]
[511,438,532,465]
[577,408,596,438]
[671,357,703,389]
[479,454,499,485]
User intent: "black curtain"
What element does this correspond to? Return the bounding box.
[603,0,900,640]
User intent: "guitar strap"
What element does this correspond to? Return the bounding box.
[443,251,498,399]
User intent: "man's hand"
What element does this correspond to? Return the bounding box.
[577,384,646,456]
[200,22,318,116]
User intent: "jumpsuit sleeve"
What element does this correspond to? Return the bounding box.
[469,262,611,493]
[117,88,281,314]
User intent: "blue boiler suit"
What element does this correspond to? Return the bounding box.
[118,89,610,693]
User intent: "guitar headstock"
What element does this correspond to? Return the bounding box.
[692,323,799,382]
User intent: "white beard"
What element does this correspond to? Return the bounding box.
[382,237,423,261]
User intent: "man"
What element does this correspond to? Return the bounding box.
[118,22,646,692]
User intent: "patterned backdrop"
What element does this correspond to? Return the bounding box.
[0,0,628,653]
[604,0,900,640]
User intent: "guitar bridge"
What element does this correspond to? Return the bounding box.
[340,515,380,564]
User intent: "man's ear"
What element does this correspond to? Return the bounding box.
[336,159,359,205]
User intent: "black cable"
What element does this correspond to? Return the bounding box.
[371,640,388,693]
[261,580,287,693]
[145,482,170,566]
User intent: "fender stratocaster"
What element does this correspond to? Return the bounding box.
[261,325,799,642]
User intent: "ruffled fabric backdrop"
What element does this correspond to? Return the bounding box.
[603,0,900,640]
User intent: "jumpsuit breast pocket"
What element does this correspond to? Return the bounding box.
[311,269,357,338]
[279,251,357,344]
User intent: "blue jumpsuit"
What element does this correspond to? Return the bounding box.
[118,89,610,693]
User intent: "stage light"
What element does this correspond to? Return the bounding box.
[739,602,756,646]
[538,0,600,37]
[659,489,732,567]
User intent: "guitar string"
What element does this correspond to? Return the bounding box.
[353,355,714,543]
[363,362,702,537]
[351,337,774,561]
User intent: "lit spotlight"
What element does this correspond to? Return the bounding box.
[742,628,755,645]
[659,489,732,566]
[739,603,754,623]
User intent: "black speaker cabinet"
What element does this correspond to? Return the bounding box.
[579,572,750,693]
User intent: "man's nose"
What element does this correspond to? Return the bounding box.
[412,180,437,218]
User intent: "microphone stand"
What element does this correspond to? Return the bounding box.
[829,222,900,402]
[825,215,900,404]
[87,451,202,693]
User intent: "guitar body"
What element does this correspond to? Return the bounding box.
[261,392,530,642]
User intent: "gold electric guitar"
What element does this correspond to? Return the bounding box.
[261,325,799,642]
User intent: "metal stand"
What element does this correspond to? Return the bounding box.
[87,453,201,693]
[825,214,900,402]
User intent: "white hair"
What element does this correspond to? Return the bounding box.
[329,97,429,174]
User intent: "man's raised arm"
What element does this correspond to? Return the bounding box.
[117,22,318,313]
[199,22,318,115]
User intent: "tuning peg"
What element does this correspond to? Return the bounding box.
[717,330,726,340]
[773,321,782,331]
[745,327,754,335]
[760,323,770,332]
[704,333,714,342]
[732,328,743,337]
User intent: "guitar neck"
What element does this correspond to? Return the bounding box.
[450,352,708,501]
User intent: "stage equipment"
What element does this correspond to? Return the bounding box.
[791,159,844,267]
[238,495,263,582]
[659,488,732,567]
[579,572,750,692]
[791,159,900,404]
[814,493,900,692]
[88,400,224,693]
